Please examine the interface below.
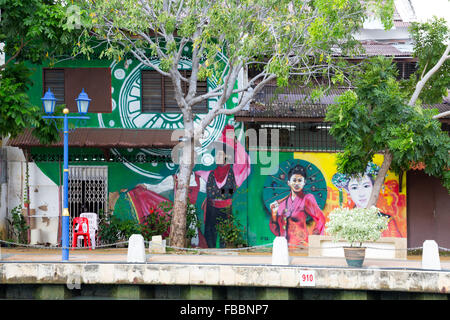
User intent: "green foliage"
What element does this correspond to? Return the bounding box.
[99,200,200,246]
[408,17,450,104]
[325,206,389,247]
[140,201,172,241]
[0,63,61,144]
[97,214,141,245]
[141,200,200,245]
[0,0,77,144]
[326,56,450,191]
[216,214,247,248]
[185,202,201,244]
[72,0,393,91]
[0,0,81,67]
[7,205,30,244]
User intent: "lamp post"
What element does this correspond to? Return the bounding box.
[42,88,91,261]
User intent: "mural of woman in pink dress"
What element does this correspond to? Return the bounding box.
[269,164,326,247]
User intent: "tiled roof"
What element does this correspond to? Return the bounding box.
[236,86,450,120]
[361,43,411,56]
[7,128,177,148]
[332,43,413,58]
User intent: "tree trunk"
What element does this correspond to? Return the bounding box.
[366,150,393,208]
[169,125,195,249]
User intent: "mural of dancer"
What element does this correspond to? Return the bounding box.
[112,124,250,248]
[331,162,402,237]
[196,125,251,248]
[265,161,326,248]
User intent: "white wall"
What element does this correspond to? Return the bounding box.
[355,28,411,42]
[6,146,60,245]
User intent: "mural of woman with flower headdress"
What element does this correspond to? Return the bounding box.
[331,162,402,237]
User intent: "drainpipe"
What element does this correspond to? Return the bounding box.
[24,154,30,244]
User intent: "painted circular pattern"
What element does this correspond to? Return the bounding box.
[96,58,239,181]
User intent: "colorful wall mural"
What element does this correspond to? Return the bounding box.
[28,58,407,249]
[101,149,407,249]
[247,152,407,248]
[34,139,407,249]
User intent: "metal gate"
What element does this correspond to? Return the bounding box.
[68,166,108,219]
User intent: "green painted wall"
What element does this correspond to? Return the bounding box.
[28,57,407,249]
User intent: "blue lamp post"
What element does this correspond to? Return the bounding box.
[42,88,90,261]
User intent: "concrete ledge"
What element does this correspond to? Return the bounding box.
[308,235,407,260]
[0,262,448,294]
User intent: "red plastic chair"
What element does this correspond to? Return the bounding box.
[72,217,92,250]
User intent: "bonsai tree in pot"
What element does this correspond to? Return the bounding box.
[325,206,389,267]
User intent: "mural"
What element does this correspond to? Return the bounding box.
[263,159,326,248]
[110,124,250,248]
[331,162,402,238]
[251,152,407,248]
[29,58,406,249]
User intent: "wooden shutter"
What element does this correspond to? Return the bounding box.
[141,70,163,112]
[43,69,65,106]
[64,68,112,113]
[141,69,208,113]
[192,75,208,113]
[164,74,179,113]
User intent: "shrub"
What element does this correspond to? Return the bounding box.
[217,214,247,248]
[7,205,29,244]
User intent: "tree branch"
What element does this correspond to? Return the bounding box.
[0,39,30,71]
[408,44,450,107]
[433,110,450,119]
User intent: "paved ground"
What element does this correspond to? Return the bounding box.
[1,247,449,270]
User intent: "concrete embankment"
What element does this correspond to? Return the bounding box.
[0,250,449,299]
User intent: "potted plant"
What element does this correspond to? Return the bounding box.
[325,206,389,267]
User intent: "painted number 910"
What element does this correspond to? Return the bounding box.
[299,270,316,287]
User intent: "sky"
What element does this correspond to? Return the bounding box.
[410,0,450,25]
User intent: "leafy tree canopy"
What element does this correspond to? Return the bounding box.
[0,0,78,68]
[407,17,450,105]
[326,56,450,191]
[0,0,79,144]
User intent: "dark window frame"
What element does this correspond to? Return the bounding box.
[43,68,66,106]
[42,67,112,114]
[245,121,341,152]
[141,69,208,114]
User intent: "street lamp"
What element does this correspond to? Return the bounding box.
[42,88,90,261]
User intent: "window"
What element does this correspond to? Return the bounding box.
[141,70,208,113]
[43,68,112,113]
[246,122,341,152]
[395,61,417,80]
[68,165,108,219]
[43,69,65,106]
